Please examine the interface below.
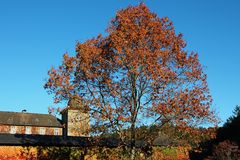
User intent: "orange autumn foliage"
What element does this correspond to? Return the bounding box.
[0,146,36,160]
[44,3,217,144]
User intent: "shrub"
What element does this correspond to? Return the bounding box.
[206,140,240,160]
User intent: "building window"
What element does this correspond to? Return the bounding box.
[25,127,31,134]
[10,126,16,134]
[54,128,59,135]
[39,127,45,135]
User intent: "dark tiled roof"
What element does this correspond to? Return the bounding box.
[0,111,62,127]
[0,134,90,146]
[0,134,147,147]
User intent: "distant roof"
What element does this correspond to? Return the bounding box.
[0,111,62,127]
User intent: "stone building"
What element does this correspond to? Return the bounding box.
[0,98,90,137]
[0,111,62,136]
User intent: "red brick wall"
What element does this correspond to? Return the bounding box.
[0,125,62,135]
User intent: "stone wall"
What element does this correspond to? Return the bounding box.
[0,125,62,135]
[67,109,90,137]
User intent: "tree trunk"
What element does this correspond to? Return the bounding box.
[80,148,87,160]
[130,122,136,160]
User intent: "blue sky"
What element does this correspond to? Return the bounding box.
[0,0,239,125]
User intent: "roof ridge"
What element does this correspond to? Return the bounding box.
[0,111,54,116]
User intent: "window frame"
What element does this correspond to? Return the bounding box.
[54,128,59,135]
[39,127,46,135]
[25,126,31,134]
[10,126,16,134]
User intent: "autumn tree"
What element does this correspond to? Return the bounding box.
[44,3,217,158]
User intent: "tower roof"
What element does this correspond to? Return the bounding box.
[67,95,84,109]
[61,95,89,114]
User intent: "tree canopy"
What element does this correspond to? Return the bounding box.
[44,3,217,144]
